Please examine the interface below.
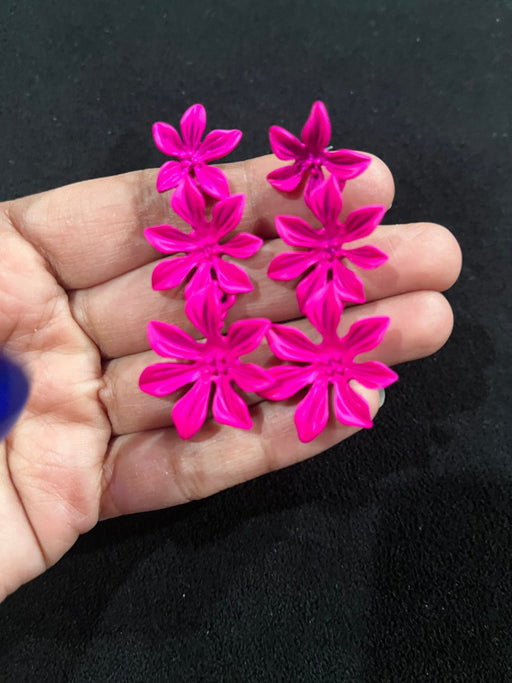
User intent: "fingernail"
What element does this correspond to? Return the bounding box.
[0,353,30,439]
[378,388,386,408]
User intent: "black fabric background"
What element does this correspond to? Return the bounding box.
[0,1,511,680]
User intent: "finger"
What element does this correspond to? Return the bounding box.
[4,154,394,290]
[71,222,461,359]
[99,384,381,519]
[101,290,454,436]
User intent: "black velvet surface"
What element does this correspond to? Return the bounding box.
[1,0,511,680]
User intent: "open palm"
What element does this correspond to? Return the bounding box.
[0,154,461,600]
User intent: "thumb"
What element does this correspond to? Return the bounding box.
[0,352,29,439]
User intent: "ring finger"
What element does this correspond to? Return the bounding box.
[71,221,460,359]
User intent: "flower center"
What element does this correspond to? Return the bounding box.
[322,237,344,262]
[197,240,218,260]
[213,357,229,375]
[181,151,202,170]
[318,354,346,378]
[205,350,230,378]
[305,153,324,170]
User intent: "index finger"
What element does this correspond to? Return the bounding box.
[3,154,394,290]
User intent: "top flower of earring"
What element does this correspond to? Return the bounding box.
[153,104,242,199]
[267,101,371,202]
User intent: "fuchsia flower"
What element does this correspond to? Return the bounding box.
[139,287,273,439]
[145,177,262,297]
[267,101,371,202]
[263,286,398,443]
[153,104,242,198]
[268,176,388,309]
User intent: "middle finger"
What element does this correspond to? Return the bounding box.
[70,222,459,358]
[101,289,454,436]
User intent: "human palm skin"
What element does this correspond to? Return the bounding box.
[0,154,461,600]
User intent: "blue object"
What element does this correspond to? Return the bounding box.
[0,353,29,439]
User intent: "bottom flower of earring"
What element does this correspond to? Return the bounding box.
[262,286,398,443]
[139,287,273,439]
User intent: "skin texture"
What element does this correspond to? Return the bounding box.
[0,154,462,601]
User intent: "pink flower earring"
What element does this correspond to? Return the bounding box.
[263,101,398,442]
[140,105,271,437]
[268,175,388,310]
[262,286,398,442]
[140,286,273,439]
[153,103,242,198]
[267,100,371,202]
[145,177,262,298]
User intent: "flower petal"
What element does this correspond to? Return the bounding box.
[180,103,206,149]
[144,225,197,254]
[185,286,223,338]
[267,324,318,362]
[212,378,252,430]
[349,361,398,389]
[184,262,213,299]
[269,126,305,160]
[172,378,211,439]
[262,364,315,401]
[199,129,242,162]
[303,169,327,205]
[220,292,237,317]
[306,175,342,226]
[152,122,185,157]
[343,245,388,269]
[303,284,342,341]
[267,250,315,281]
[343,316,391,358]
[156,161,185,193]
[295,380,330,442]
[147,320,203,360]
[139,362,201,397]
[230,362,274,393]
[195,163,230,199]
[323,149,371,180]
[151,255,197,290]
[333,379,372,428]
[301,101,331,153]
[275,216,322,248]
[267,162,305,192]
[171,176,206,229]
[220,233,262,259]
[211,193,245,238]
[332,260,365,303]
[342,205,386,241]
[214,258,253,293]
[227,318,270,356]
[296,265,328,313]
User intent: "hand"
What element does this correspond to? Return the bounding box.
[0,154,461,600]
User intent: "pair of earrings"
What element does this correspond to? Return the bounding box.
[139,102,397,443]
